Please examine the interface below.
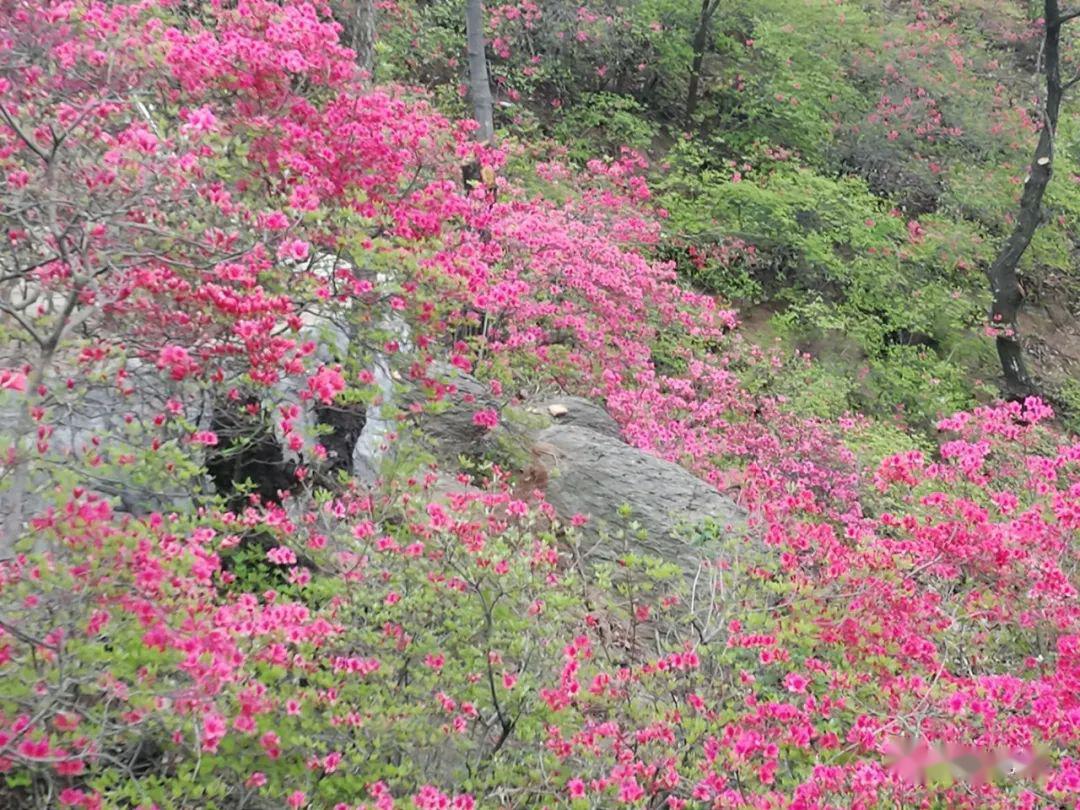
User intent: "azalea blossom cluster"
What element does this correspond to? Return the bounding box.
[0,2,1077,809]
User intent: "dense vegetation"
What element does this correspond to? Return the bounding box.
[0,0,1078,808]
[388,0,1080,425]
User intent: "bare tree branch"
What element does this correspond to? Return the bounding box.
[0,104,49,163]
[0,302,46,349]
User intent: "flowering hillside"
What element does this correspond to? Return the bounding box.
[0,1,1078,809]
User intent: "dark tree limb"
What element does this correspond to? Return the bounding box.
[985,0,1071,398]
[685,0,720,123]
[0,104,49,163]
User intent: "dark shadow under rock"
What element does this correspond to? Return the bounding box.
[314,402,367,475]
[204,396,296,510]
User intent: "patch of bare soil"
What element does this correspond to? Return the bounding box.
[1019,297,1080,394]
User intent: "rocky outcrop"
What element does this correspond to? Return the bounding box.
[0,363,209,521]
[401,368,501,467]
[386,375,749,575]
[528,396,622,440]
[533,424,749,574]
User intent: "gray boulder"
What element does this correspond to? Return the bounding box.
[529,396,622,440]
[533,424,748,574]
[402,368,499,467]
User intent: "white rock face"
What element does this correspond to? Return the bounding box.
[0,358,211,521]
[351,308,413,483]
[351,349,398,482]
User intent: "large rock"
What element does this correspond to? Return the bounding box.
[0,362,209,535]
[534,424,748,574]
[528,395,622,440]
[403,368,500,467]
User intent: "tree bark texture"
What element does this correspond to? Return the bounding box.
[466,0,495,144]
[333,0,377,75]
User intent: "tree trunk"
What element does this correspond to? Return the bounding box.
[685,0,715,123]
[986,0,1066,398]
[465,0,495,144]
[352,0,376,76]
[333,0,377,76]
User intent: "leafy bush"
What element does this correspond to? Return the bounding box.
[550,93,658,163]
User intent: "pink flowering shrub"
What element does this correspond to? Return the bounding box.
[0,2,1078,809]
